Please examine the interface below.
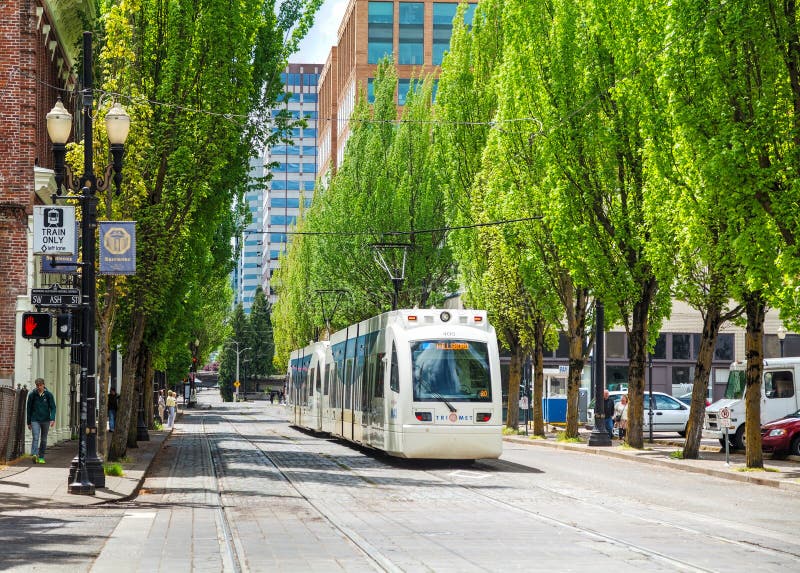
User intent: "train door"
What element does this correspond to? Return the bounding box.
[322,362,333,433]
[363,354,374,443]
[316,363,323,430]
[353,334,367,444]
[371,351,386,449]
[343,358,353,440]
[385,340,401,453]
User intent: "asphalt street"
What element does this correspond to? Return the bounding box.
[2,390,798,572]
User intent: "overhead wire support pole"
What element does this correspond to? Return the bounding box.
[371,243,410,311]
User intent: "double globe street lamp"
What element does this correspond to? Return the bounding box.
[46,31,131,495]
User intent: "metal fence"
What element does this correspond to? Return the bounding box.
[0,386,29,461]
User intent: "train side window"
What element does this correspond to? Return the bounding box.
[344,359,353,409]
[375,353,385,398]
[309,367,315,396]
[390,344,400,393]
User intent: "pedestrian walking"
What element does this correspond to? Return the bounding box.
[165,390,177,428]
[603,389,615,439]
[26,378,56,464]
[157,389,166,424]
[614,394,629,441]
[108,387,119,432]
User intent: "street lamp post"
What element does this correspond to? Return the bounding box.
[648,353,654,444]
[47,32,131,494]
[588,300,611,447]
[225,341,251,401]
[189,338,200,407]
[777,326,787,358]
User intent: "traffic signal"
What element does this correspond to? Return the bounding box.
[21,312,52,339]
[56,313,72,340]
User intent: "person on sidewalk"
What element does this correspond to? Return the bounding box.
[157,389,166,424]
[614,394,629,442]
[165,390,177,428]
[26,378,56,464]
[108,388,119,432]
[603,389,615,439]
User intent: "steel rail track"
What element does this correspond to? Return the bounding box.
[213,406,798,572]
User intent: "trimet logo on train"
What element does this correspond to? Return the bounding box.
[438,413,473,422]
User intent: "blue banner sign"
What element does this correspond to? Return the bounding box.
[99,222,136,275]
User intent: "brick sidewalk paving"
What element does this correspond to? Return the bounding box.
[0,429,171,510]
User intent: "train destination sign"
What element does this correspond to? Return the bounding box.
[33,206,77,255]
[31,285,81,307]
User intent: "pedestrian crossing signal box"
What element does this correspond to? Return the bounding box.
[22,312,52,339]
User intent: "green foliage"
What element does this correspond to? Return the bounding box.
[273,59,458,359]
[103,462,124,477]
[100,0,323,459]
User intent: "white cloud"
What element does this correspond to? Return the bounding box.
[289,0,349,64]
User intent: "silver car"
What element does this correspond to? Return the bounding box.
[587,391,690,436]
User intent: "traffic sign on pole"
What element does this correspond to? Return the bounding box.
[33,206,76,255]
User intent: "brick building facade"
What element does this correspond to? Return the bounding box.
[0,0,85,386]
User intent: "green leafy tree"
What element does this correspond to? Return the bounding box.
[247,287,276,380]
[101,0,323,460]
[274,60,458,357]
[663,0,788,466]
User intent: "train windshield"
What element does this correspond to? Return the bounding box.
[411,340,492,402]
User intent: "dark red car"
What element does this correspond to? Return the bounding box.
[761,409,800,457]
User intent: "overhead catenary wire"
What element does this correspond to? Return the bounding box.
[242,216,542,238]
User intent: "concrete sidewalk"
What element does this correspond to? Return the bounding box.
[0,429,171,510]
[504,430,800,492]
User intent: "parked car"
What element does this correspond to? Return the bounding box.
[677,392,710,407]
[761,409,800,457]
[588,391,690,436]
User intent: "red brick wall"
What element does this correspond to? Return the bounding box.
[0,0,69,382]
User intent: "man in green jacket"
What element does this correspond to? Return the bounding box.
[27,378,56,464]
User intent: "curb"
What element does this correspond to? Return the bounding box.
[504,436,800,493]
[96,426,173,505]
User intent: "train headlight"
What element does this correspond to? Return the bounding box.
[440,311,451,322]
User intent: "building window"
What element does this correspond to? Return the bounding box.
[714,334,734,361]
[368,2,394,64]
[270,215,297,226]
[367,78,376,103]
[398,79,414,105]
[606,365,628,391]
[652,333,666,359]
[607,332,625,358]
[303,73,319,86]
[672,334,691,360]
[270,198,300,208]
[271,180,300,191]
[432,3,477,65]
[303,128,317,138]
[303,93,318,103]
[399,3,424,65]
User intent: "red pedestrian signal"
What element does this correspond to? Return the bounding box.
[22,312,52,339]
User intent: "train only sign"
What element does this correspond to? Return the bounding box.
[33,206,77,255]
[31,284,81,307]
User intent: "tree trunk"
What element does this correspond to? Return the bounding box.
[127,349,149,448]
[626,277,658,449]
[96,324,110,459]
[744,291,766,469]
[683,305,723,459]
[145,355,154,429]
[108,312,145,460]
[557,273,589,439]
[505,332,523,431]
[532,319,545,436]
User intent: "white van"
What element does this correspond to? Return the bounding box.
[704,358,800,449]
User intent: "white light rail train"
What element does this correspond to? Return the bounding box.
[287,309,503,460]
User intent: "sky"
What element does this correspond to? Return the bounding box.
[289,0,349,65]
